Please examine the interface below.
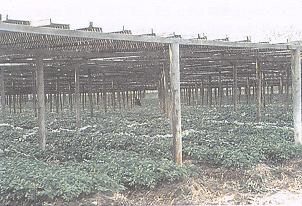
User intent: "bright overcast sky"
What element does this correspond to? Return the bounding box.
[2,0,302,42]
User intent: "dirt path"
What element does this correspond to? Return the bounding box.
[250,190,302,205]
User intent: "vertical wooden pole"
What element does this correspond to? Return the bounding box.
[60,92,63,112]
[82,86,85,111]
[0,68,5,120]
[19,93,22,113]
[208,76,212,107]
[75,65,81,129]
[36,56,46,150]
[122,91,126,109]
[32,71,37,117]
[69,80,73,111]
[88,68,93,117]
[270,85,274,104]
[9,94,11,113]
[169,43,182,165]
[246,77,250,105]
[164,64,170,116]
[291,49,302,144]
[286,67,290,109]
[103,90,107,112]
[218,71,222,107]
[201,79,204,106]
[279,76,283,101]
[49,93,53,112]
[96,92,100,110]
[256,60,262,122]
[55,76,59,113]
[118,90,122,111]
[196,83,200,105]
[262,73,266,108]
[126,90,129,109]
[13,82,16,114]
[233,64,238,111]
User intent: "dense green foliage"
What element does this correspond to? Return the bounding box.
[0,97,301,204]
[0,157,123,204]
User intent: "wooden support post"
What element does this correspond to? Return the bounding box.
[233,65,238,111]
[68,80,73,111]
[75,65,81,129]
[49,93,53,112]
[195,83,199,105]
[9,95,11,113]
[286,67,290,109]
[169,43,182,165]
[55,76,59,113]
[208,76,212,107]
[164,65,170,116]
[201,79,204,106]
[262,73,266,107]
[112,90,116,111]
[60,92,63,112]
[270,85,274,103]
[214,87,218,106]
[246,77,250,105]
[32,71,37,117]
[19,93,22,113]
[13,83,16,114]
[226,84,229,105]
[0,68,5,120]
[158,72,163,110]
[188,87,192,105]
[36,56,46,150]
[218,71,222,107]
[82,86,85,111]
[118,90,122,110]
[122,91,126,109]
[103,90,107,112]
[238,87,241,104]
[126,90,129,109]
[291,49,302,144]
[256,60,262,122]
[279,76,283,97]
[88,68,93,117]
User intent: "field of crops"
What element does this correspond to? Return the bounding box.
[1,95,302,205]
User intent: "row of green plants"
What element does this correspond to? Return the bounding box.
[0,99,300,204]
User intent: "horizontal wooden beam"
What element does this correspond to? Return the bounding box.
[0,22,300,50]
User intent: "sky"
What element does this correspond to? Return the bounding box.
[1,0,302,43]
